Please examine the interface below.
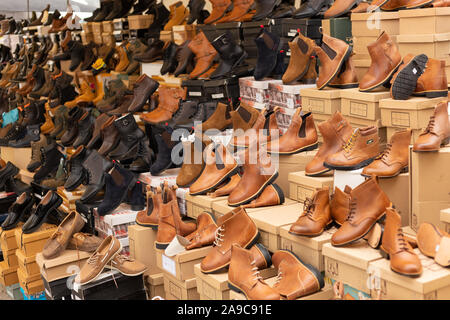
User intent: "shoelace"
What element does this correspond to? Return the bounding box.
[213,225,225,247]
[346,199,357,223]
[274,269,283,286]
[50,230,62,240]
[397,229,408,251]
[343,131,358,153]
[376,143,392,162]
[87,253,100,265]
[424,115,436,134]
[303,197,315,219]
[251,260,262,282]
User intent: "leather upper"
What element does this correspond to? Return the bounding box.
[413,102,450,151]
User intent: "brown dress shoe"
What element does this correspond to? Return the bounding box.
[330,185,352,226]
[156,183,197,249]
[414,58,448,98]
[368,0,390,11]
[417,222,450,267]
[164,1,189,31]
[359,31,401,92]
[135,186,162,230]
[362,129,411,178]
[140,86,186,125]
[313,34,352,90]
[380,207,422,276]
[49,12,73,33]
[228,244,280,300]
[231,102,261,132]
[272,250,323,300]
[267,108,318,155]
[195,102,233,132]
[282,33,316,85]
[413,102,450,152]
[241,183,284,208]
[230,107,280,148]
[328,54,359,89]
[289,187,332,237]
[324,0,361,18]
[331,176,391,246]
[209,174,241,197]
[190,143,238,195]
[324,126,379,170]
[351,1,370,12]
[98,115,120,156]
[42,211,85,259]
[201,207,258,273]
[188,31,218,79]
[75,235,122,285]
[67,232,103,252]
[185,212,218,250]
[228,147,278,206]
[249,243,272,269]
[106,253,148,276]
[305,111,353,176]
[176,135,211,188]
[382,0,432,10]
[216,0,256,22]
[204,0,233,24]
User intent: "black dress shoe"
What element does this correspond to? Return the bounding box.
[1,192,35,231]
[8,124,40,148]
[94,0,114,22]
[187,0,206,24]
[0,162,19,189]
[293,0,332,18]
[22,191,62,234]
[252,0,282,21]
[160,42,179,75]
[210,31,247,80]
[270,4,295,18]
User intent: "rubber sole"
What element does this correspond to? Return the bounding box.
[268,141,319,155]
[305,167,333,177]
[391,54,428,100]
[359,60,402,92]
[327,82,359,89]
[412,90,449,98]
[254,243,272,268]
[271,183,285,205]
[323,156,375,171]
[317,45,353,90]
[289,221,335,237]
[135,220,158,230]
[413,136,450,152]
[361,165,408,179]
[189,164,239,196]
[379,247,422,277]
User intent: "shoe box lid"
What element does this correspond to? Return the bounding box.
[42,275,71,300]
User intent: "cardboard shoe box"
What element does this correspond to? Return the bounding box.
[268,81,316,109]
[36,249,91,282]
[0,224,21,251]
[288,171,334,203]
[17,267,44,296]
[378,173,410,227]
[300,87,343,117]
[145,273,165,299]
[155,245,211,281]
[322,241,383,294]
[212,198,297,218]
[410,146,450,232]
[16,249,39,276]
[172,25,197,45]
[441,208,450,233]
[185,194,228,220]
[239,76,273,103]
[128,225,160,275]
[1,248,18,268]
[399,7,450,35]
[164,272,199,300]
[397,33,450,60]
[368,249,450,299]
[340,88,390,124]
[280,226,337,272]
[15,223,57,257]
[0,260,18,286]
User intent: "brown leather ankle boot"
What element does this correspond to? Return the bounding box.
[249,243,272,269]
[267,108,318,155]
[380,207,422,276]
[164,1,189,31]
[362,129,411,178]
[227,244,280,300]
[230,107,280,148]
[185,212,217,250]
[417,222,450,267]
[413,101,450,152]
[140,86,187,125]
[302,56,318,84]
[98,115,120,156]
[189,143,238,195]
[282,33,316,85]
[305,111,353,176]
[195,102,233,132]
[328,54,359,89]
[331,176,391,246]
[230,102,260,132]
[359,31,401,92]
[209,173,241,197]
[241,183,284,208]
[414,58,448,98]
[204,0,233,24]
[135,186,162,229]
[330,185,352,226]
[324,126,379,170]
[155,183,196,249]
[313,33,352,90]
[289,186,332,236]
[188,31,218,79]
[216,0,255,22]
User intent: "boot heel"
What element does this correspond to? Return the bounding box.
[441,136,450,147]
[400,166,409,174]
[379,248,390,260]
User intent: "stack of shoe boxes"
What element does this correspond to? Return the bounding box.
[322,17,352,45]
[441,208,450,233]
[57,186,85,214]
[15,223,57,299]
[185,194,228,220]
[113,17,129,43]
[92,21,103,45]
[128,14,154,39]
[0,224,21,288]
[287,171,334,204]
[397,7,450,82]
[101,20,116,47]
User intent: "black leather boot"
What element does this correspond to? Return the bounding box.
[1,192,35,231]
[170,100,198,127]
[94,1,114,22]
[67,41,85,71]
[187,0,206,24]
[6,19,17,34]
[22,191,63,234]
[0,162,19,189]
[147,3,170,37]
[80,42,98,71]
[81,150,114,203]
[210,31,247,80]
[85,6,102,22]
[73,111,95,149]
[127,0,155,16]
[61,106,84,147]
[105,0,124,20]
[254,28,281,80]
[128,182,145,211]
[109,113,146,161]
[252,0,282,21]
[33,144,65,183]
[293,0,332,18]
[160,42,179,75]
[32,67,46,92]
[97,163,137,215]
[64,146,88,191]
[8,124,40,148]
[150,131,174,176]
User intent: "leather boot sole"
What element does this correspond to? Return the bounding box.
[363,222,383,249]
[268,141,319,155]
[379,246,422,277]
[361,165,408,178]
[135,220,158,230]
[391,54,428,100]
[413,136,450,152]
[189,164,239,196]
[228,171,279,207]
[23,197,63,234]
[305,167,333,177]
[289,220,335,237]
[413,89,448,98]
[359,60,402,92]
[317,45,352,90]
[253,243,272,268]
[327,82,359,89]
[324,156,375,171]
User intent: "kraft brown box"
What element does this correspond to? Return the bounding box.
[16,249,39,276]
[0,146,31,172]
[194,263,277,300]
[368,249,450,299]
[440,208,450,233]
[35,250,91,282]
[280,226,336,272]
[351,11,399,37]
[101,21,114,33]
[248,203,304,253]
[163,272,199,300]
[101,33,116,46]
[288,171,334,203]
[17,267,44,296]
[0,261,18,286]
[91,22,103,34]
[0,247,18,269]
[80,31,94,45]
[379,97,446,129]
[93,33,103,45]
[271,150,318,196]
[353,59,370,82]
[399,7,450,35]
[172,25,197,45]
[128,14,154,29]
[386,127,422,144]
[14,223,56,257]
[352,35,397,60]
[81,22,93,33]
[185,194,228,220]
[378,173,410,227]
[144,273,165,299]
[300,87,342,117]
[396,33,450,60]
[212,198,297,218]
[340,88,390,122]
[322,240,383,294]
[160,30,174,43]
[409,146,450,232]
[155,244,211,281]
[128,225,160,276]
